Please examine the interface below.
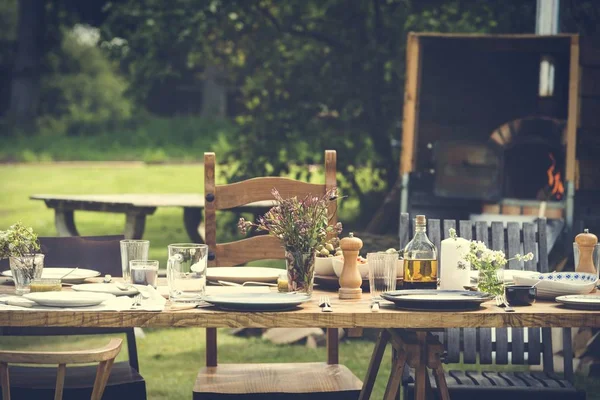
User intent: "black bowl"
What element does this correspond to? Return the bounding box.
[505,285,536,306]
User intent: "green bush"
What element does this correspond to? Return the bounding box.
[37,26,132,136]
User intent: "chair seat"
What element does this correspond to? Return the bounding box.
[404,370,586,400]
[193,362,362,400]
[1,361,146,400]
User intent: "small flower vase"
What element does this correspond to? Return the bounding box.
[285,249,316,295]
[9,254,45,295]
[477,267,504,297]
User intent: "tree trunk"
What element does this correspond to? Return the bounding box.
[9,0,45,124]
[201,64,227,118]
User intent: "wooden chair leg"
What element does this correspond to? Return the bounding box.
[91,361,108,400]
[383,347,407,400]
[359,329,391,400]
[96,358,116,400]
[54,363,66,400]
[0,362,10,400]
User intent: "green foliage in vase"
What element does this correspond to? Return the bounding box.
[0,222,41,260]
[450,228,534,297]
[238,188,342,253]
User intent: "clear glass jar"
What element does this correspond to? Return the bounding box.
[403,215,438,289]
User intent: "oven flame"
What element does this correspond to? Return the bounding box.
[546,153,564,200]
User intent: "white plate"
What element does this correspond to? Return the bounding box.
[556,295,600,310]
[71,283,138,296]
[23,292,114,307]
[513,271,598,299]
[206,267,281,283]
[2,268,101,283]
[203,293,311,311]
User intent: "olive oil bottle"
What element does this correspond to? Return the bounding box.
[403,215,438,289]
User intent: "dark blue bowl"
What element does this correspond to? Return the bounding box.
[505,285,536,306]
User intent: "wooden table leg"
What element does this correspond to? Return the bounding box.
[359,329,391,400]
[384,347,407,400]
[414,332,428,400]
[183,207,204,243]
[54,209,80,237]
[124,212,147,239]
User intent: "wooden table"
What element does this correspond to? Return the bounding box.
[2,281,599,399]
[30,194,272,242]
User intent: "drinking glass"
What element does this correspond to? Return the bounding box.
[120,240,149,282]
[9,254,44,295]
[130,260,159,288]
[367,252,397,300]
[167,243,208,303]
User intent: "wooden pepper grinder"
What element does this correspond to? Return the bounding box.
[575,229,598,276]
[338,232,363,300]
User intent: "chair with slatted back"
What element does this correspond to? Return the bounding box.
[0,235,147,399]
[398,213,585,400]
[193,150,362,399]
[0,338,122,400]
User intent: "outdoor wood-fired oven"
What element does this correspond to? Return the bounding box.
[399,33,581,231]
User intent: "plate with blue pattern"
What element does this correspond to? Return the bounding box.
[513,271,598,299]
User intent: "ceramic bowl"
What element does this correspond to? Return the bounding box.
[505,285,536,306]
[314,257,335,276]
[512,271,598,299]
[332,257,369,279]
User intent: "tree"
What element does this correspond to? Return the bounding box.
[103,0,535,223]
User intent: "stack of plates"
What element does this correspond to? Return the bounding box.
[512,271,598,299]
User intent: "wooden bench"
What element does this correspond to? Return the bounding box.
[30,194,272,242]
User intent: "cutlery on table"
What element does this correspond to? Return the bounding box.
[59,267,79,280]
[495,295,514,312]
[130,294,143,309]
[319,296,333,312]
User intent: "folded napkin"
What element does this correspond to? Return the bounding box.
[0,285,167,312]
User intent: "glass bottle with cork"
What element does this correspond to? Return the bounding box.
[403,215,438,289]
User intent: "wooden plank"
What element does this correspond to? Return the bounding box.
[400,32,422,175]
[204,152,217,268]
[215,177,324,210]
[581,36,600,66]
[325,150,337,227]
[562,327,574,382]
[542,327,555,373]
[326,328,339,365]
[475,221,492,365]
[195,363,362,395]
[507,222,521,270]
[522,222,537,272]
[538,218,549,273]
[458,220,477,364]
[566,35,580,184]
[448,370,476,385]
[580,97,600,129]
[528,327,542,366]
[491,221,509,365]
[216,236,285,266]
[428,219,441,266]
[464,371,494,387]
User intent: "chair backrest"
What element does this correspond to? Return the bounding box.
[204,150,337,267]
[203,150,339,367]
[399,213,574,382]
[0,235,140,372]
[0,338,122,400]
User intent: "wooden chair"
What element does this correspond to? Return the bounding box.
[0,236,146,399]
[194,150,362,399]
[0,338,122,400]
[398,213,585,400]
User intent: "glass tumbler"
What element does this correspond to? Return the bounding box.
[573,243,600,279]
[120,240,149,283]
[130,260,159,288]
[367,252,397,300]
[167,243,208,303]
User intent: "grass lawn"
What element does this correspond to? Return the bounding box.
[0,163,599,399]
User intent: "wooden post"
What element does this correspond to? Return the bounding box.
[400,32,422,176]
[565,35,580,230]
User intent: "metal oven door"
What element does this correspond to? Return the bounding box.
[432,140,503,200]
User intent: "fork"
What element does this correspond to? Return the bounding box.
[495,294,514,312]
[319,296,333,312]
[130,294,142,309]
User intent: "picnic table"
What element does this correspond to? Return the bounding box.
[30,194,272,242]
[1,278,598,400]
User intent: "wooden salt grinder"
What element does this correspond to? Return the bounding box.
[338,232,363,300]
[575,229,598,276]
